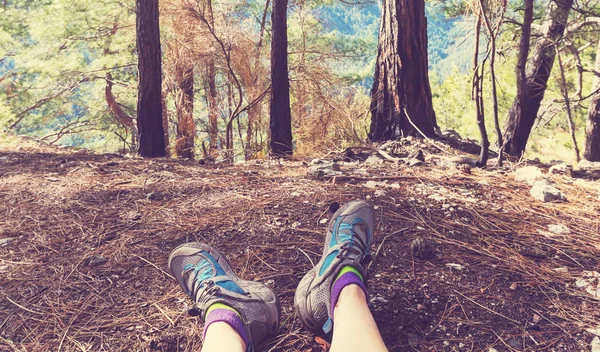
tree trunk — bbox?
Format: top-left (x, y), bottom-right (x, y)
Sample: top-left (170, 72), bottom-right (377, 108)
top-left (175, 63), bottom-right (195, 159)
top-left (161, 91), bottom-right (170, 156)
top-left (136, 0), bottom-right (166, 157)
top-left (502, 0), bottom-right (573, 157)
top-left (269, 0), bottom-right (293, 157)
top-left (584, 38), bottom-right (600, 161)
top-left (369, 0), bottom-right (437, 141)
top-left (207, 60), bottom-right (219, 154)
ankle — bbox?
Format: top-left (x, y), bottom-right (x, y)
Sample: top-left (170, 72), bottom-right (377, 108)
top-left (337, 284), bottom-right (367, 307)
top-left (204, 321), bottom-right (247, 351)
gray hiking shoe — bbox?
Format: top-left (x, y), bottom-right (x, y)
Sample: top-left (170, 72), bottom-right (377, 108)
top-left (168, 243), bottom-right (280, 350)
top-left (294, 200), bottom-right (375, 333)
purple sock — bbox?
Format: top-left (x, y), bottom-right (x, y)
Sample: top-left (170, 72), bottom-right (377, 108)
top-left (330, 272), bottom-right (368, 318)
top-left (203, 308), bottom-right (250, 348)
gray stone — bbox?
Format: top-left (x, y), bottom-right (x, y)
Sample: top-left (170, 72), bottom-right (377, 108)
top-left (374, 189), bottom-right (386, 197)
top-left (441, 129), bottom-right (462, 140)
top-left (592, 337), bottom-right (600, 352)
top-left (530, 179), bottom-right (565, 202)
top-left (0, 237), bottom-right (15, 247)
top-left (408, 149), bottom-right (425, 162)
top-left (408, 158), bottom-right (424, 167)
top-left (365, 155), bottom-right (384, 165)
top-left (579, 159), bottom-right (600, 170)
top-left (547, 224), bottom-right (570, 235)
top-left (307, 162), bottom-right (342, 178)
top-left (365, 180), bottom-right (379, 189)
top-left (548, 163), bottom-right (573, 176)
top-left (515, 166), bottom-right (544, 185)
top-left (450, 156), bottom-right (478, 166)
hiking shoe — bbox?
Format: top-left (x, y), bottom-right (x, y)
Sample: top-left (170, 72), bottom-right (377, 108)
top-left (294, 200), bottom-right (375, 333)
top-left (168, 243), bottom-right (280, 349)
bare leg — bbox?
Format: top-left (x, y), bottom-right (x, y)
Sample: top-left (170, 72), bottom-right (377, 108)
top-left (330, 284), bottom-right (389, 352)
top-left (202, 322), bottom-right (246, 352)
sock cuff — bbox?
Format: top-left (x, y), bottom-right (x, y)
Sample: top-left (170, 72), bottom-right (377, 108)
top-left (337, 266), bottom-right (364, 281)
top-left (203, 308), bottom-right (250, 348)
top-left (330, 271), bottom-right (368, 317)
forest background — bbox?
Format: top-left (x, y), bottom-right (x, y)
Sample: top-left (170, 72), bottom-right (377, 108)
top-left (1, 0), bottom-right (598, 163)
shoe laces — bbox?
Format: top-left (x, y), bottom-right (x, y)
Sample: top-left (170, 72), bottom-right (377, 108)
top-left (336, 221), bottom-right (371, 263)
top-left (187, 260), bottom-right (214, 301)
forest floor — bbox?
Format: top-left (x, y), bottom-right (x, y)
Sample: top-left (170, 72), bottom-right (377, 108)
top-left (1, 135), bottom-right (600, 352)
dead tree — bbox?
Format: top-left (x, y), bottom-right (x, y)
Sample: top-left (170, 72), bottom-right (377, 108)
top-left (502, 0), bottom-right (573, 157)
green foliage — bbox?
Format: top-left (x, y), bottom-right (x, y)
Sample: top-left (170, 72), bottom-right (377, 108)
top-left (1, 0), bottom-right (598, 163)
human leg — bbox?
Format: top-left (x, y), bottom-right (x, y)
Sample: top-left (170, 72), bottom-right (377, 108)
top-left (168, 243), bottom-right (280, 352)
top-left (330, 284), bottom-right (388, 352)
top-left (294, 200), bottom-right (388, 351)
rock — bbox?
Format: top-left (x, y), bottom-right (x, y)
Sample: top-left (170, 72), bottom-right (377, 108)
top-left (547, 224), bottom-right (570, 235)
top-left (319, 218), bottom-right (329, 225)
top-left (365, 180), bottom-right (379, 189)
top-left (0, 237), bottom-right (15, 247)
top-left (450, 156), bottom-right (479, 166)
top-left (530, 179), bottom-right (566, 202)
top-left (441, 129), bottom-right (462, 140)
top-left (548, 162), bottom-right (573, 176)
top-left (592, 337), bottom-right (600, 352)
top-left (370, 296), bottom-right (389, 305)
top-left (515, 166), bottom-right (544, 185)
top-left (365, 155), bottom-right (384, 165)
top-left (408, 149), bottom-right (425, 162)
top-left (579, 159), bottom-right (600, 170)
top-left (446, 263), bottom-right (464, 271)
top-left (586, 326), bottom-right (600, 337)
top-left (310, 158), bottom-right (325, 165)
top-left (408, 158), bottom-right (423, 167)
top-left (411, 237), bottom-right (436, 260)
top-left (307, 162), bottom-right (342, 178)
top-left (290, 191), bottom-right (301, 197)
top-left (374, 190), bottom-right (386, 197)
top-left (507, 338), bottom-right (523, 350)
top-left (88, 256), bottom-right (108, 266)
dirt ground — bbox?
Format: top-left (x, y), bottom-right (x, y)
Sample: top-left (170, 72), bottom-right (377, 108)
top-left (1, 139), bottom-right (600, 352)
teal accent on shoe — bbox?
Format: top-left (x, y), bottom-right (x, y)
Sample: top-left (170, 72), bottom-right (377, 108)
top-left (322, 317), bottom-right (333, 334)
top-left (188, 252), bottom-right (246, 295)
top-left (218, 280), bottom-right (245, 295)
top-left (338, 222), bottom-right (356, 243)
top-left (319, 250), bottom-right (339, 277)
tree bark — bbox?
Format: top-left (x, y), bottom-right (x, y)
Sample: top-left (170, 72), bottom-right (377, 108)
top-left (269, 0), bottom-right (293, 157)
top-left (175, 62), bottom-right (195, 159)
top-left (207, 60), bottom-right (219, 154)
top-left (584, 38), bottom-right (600, 161)
top-left (136, 0), bottom-right (166, 157)
top-left (503, 0), bottom-right (573, 157)
top-left (369, 0), bottom-right (437, 141)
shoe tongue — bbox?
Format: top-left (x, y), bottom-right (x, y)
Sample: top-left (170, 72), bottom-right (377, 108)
top-left (185, 260), bottom-right (213, 296)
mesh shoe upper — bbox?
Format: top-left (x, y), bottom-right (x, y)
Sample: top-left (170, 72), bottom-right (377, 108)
top-left (168, 243), bottom-right (280, 349)
top-left (294, 200), bottom-right (375, 333)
